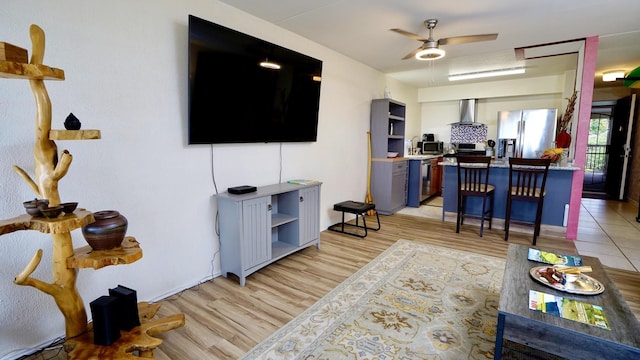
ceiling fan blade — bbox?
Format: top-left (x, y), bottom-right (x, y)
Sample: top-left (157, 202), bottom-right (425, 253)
top-left (390, 28), bottom-right (428, 42)
top-left (438, 33), bottom-right (498, 46)
top-left (401, 47), bottom-right (423, 60)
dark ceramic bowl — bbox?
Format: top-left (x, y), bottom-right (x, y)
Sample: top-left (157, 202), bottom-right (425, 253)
top-left (23, 199), bottom-right (48, 208)
top-left (23, 200), bottom-right (38, 208)
top-left (24, 199), bottom-right (49, 216)
top-left (25, 206), bottom-right (43, 216)
top-left (39, 205), bottom-right (64, 218)
top-left (61, 202), bottom-right (78, 213)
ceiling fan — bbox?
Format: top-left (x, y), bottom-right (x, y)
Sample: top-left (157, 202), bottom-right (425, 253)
top-left (391, 19), bottom-right (498, 61)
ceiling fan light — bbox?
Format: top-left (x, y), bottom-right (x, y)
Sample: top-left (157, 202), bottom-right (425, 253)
top-left (259, 59), bottom-right (281, 70)
top-left (602, 70), bottom-right (625, 82)
top-left (415, 48), bottom-right (445, 61)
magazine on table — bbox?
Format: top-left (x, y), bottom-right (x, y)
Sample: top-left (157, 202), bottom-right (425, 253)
top-left (528, 248), bottom-right (583, 266)
top-left (529, 290), bottom-right (610, 330)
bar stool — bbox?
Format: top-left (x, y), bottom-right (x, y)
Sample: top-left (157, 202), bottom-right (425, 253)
top-left (504, 157), bottom-right (551, 245)
top-left (456, 156), bottom-right (495, 237)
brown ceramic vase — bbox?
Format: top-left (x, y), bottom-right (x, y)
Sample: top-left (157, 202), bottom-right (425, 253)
top-left (82, 210), bottom-right (128, 250)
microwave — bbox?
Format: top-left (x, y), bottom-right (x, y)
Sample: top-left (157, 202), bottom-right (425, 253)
top-left (421, 141), bottom-right (443, 154)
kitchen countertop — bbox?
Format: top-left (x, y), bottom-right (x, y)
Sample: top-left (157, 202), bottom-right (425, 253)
top-left (404, 154), bottom-right (443, 160)
top-left (441, 160), bottom-right (577, 226)
top-left (373, 154), bottom-right (443, 162)
top-left (439, 157), bottom-right (580, 171)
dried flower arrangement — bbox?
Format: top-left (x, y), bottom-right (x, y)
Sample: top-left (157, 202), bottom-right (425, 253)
top-left (556, 90), bottom-right (577, 148)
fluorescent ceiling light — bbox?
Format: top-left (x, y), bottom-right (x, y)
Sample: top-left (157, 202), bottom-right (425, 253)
top-left (602, 70), bottom-right (625, 82)
top-left (259, 59), bottom-right (281, 70)
top-left (415, 48), bottom-right (445, 61)
top-left (449, 67), bottom-right (525, 81)
top-left (514, 39), bottom-right (584, 60)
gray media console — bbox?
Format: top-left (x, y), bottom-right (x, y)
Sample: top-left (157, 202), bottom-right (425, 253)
top-left (216, 182), bottom-right (322, 286)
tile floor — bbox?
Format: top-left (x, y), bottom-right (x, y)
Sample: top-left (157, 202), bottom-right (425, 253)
top-left (576, 198), bottom-right (640, 271)
top-left (398, 197), bottom-right (640, 272)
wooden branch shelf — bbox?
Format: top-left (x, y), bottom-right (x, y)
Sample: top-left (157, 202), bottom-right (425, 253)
top-left (68, 237), bottom-right (142, 269)
top-left (1, 25), bottom-right (184, 357)
top-left (0, 209), bottom-right (94, 235)
top-left (64, 302), bottom-right (185, 360)
top-left (50, 129), bottom-right (101, 140)
top-left (0, 60), bottom-right (64, 80)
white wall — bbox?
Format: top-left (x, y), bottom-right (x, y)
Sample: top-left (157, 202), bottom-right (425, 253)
top-left (0, 1), bottom-right (417, 358)
top-left (417, 75), bottom-right (569, 147)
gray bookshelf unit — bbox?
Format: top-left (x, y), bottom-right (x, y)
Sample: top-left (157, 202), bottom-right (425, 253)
top-left (370, 98), bottom-right (408, 214)
top-left (216, 182), bottom-right (321, 286)
top-left (370, 98), bottom-right (406, 158)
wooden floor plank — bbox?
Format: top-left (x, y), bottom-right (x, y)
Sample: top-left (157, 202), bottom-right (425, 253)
top-left (21, 213), bottom-right (640, 359)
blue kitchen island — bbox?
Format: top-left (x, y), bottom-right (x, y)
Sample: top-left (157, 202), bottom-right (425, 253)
top-left (441, 159), bottom-right (580, 227)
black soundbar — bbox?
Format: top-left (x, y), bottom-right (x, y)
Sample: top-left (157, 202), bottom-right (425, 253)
top-left (228, 185), bottom-right (257, 194)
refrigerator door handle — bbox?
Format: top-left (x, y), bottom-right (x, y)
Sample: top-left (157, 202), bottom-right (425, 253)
top-left (517, 120), bottom-right (525, 157)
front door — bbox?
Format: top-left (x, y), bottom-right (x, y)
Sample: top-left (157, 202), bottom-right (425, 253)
top-left (605, 95), bottom-right (637, 200)
top-left (583, 105), bottom-right (612, 197)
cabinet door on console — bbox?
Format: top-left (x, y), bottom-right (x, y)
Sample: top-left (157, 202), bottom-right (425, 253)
top-left (299, 186), bottom-right (320, 246)
top-left (242, 196), bottom-right (271, 270)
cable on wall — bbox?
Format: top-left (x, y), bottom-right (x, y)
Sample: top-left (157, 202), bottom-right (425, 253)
top-left (209, 144), bottom-right (221, 281)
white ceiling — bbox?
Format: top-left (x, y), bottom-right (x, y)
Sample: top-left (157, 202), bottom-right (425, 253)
top-left (218, 0), bottom-right (640, 89)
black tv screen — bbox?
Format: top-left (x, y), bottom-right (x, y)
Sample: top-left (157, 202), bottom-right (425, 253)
top-left (188, 15), bottom-right (323, 144)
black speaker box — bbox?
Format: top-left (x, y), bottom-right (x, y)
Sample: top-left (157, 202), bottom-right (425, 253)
top-left (228, 185), bottom-right (257, 194)
top-left (90, 295), bottom-right (121, 345)
top-left (109, 285), bottom-right (140, 331)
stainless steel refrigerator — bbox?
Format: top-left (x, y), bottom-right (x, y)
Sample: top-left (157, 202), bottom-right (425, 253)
top-left (496, 108), bottom-right (558, 159)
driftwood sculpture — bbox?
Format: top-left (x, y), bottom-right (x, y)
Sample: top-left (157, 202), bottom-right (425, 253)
top-left (0, 24), bottom-right (184, 358)
top-left (10, 23), bottom-right (88, 339)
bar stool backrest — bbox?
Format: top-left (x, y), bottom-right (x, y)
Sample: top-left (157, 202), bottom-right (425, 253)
top-left (457, 156), bottom-right (492, 194)
top-left (508, 158), bottom-right (551, 200)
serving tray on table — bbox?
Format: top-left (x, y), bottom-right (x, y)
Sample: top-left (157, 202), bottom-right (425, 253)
top-left (530, 266), bottom-right (605, 295)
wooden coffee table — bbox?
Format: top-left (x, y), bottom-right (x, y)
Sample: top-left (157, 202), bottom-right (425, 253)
top-left (495, 244), bottom-right (640, 359)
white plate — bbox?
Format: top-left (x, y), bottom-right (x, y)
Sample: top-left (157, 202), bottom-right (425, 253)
top-left (529, 266), bottom-right (604, 295)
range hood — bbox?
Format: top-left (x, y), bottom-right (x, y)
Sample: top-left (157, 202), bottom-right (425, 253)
top-left (450, 99), bottom-right (484, 126)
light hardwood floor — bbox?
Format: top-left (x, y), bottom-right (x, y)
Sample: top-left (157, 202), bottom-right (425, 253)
top-left (23, 213), bottom-right (640, 359)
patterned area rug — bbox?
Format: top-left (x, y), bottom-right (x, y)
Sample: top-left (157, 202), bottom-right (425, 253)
top-left (240, 240), bottom-right (506, 359)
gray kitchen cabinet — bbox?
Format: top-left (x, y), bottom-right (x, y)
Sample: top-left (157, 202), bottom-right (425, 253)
top-left (216, 182), bottom-right (321, 286)
top-left (370, 98), bottom-right (407, 214)
top-left (371, 160), bottom-right (408, 214)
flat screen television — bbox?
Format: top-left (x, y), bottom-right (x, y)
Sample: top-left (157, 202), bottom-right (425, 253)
top-left (188, 15), bottom-right (323, 144)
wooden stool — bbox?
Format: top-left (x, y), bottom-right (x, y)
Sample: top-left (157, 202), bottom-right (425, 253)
top-left (504, 157), bottom-right (551, 245)
top-left (328, 201), bottom-right (380, 238)
top-left (456, 156), bottom-right (495, 237)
